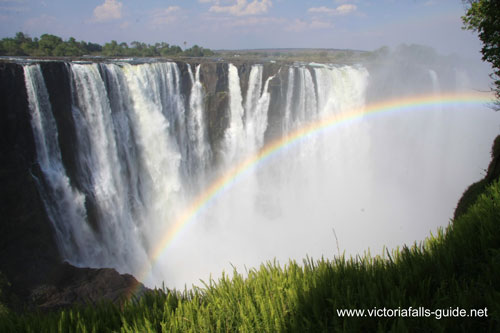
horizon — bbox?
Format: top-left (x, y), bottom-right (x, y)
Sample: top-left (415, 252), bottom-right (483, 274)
top-left (0, 0), bottom-right (484, 60)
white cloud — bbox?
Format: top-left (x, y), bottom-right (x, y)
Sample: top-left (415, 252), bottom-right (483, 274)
top-left (209, 0), bottom-right (272, 16)
top-left (285, 18), bottom-right (332, 32)
top-left (308, 4), bottom-right (357, 16)
top-left (227, 15), bottom-right (284, 27)
top-left (151, 6), bottom-right (181, 25)
top-left (309, 20), bottom-right (333, 29)
top-left (201, 12), bottom-right (284, 31)
top-left (285, 19), bottom-right (308, 32)
top-left (93, 0), bottom-right (123, 22)
top-left (308, 6), bottom-right (336, 15)
top-left (337, 4), bottom-right (357, 15)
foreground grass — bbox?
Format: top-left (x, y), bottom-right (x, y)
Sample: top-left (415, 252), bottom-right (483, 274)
top-left (1, 179), bottom-right (499, 332)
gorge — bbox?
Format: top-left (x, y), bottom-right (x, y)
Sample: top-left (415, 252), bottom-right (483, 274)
top-left (1, 52), bottom-right (498, 305)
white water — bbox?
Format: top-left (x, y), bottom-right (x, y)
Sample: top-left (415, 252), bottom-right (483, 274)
top-left (24, 59), bottom-right (499, 288)
top-left (223, 63), bottom-right (247, 164)
top-left (187, 64), bottom-right (211, 187)
top-left (24, 65), bottom-right (93, 263)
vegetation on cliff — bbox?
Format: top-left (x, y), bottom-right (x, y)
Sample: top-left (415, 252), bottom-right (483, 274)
top-left (0, 32), bottom-right (215, 58)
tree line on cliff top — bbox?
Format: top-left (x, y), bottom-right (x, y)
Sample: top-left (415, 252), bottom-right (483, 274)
top-left (0, 32), bottom-right (215, 58)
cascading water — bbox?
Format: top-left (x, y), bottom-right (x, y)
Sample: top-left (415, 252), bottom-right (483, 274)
top-left (187, 64), bottom-right (211, 187)
top-left (223, 63), bottom-right (247, 164)
top-left (70, 64), bottom-right (147, 273)
top-left (23, 59), bottom-right (499, 288)
top-left (24, 64), bottom-right (92, 264)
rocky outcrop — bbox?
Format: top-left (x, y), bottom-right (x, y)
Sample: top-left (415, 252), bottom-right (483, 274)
top-left (30, 262), bottom-right (148, 311)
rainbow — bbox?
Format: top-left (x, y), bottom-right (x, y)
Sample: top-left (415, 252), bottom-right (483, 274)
top-left (133, 91), bottom-right (495, 291)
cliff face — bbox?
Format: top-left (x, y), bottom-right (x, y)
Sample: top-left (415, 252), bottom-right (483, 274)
top-left (0, 59), bottom-right (282, 308)
top-left (0, 57), bottom-right (497, 311)
top-left (198, 61), bottom-right (230, 158)
top-left (0, 62), bottom-right (61, 301)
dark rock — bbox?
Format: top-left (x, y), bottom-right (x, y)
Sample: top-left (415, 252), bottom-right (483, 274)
top-left (200, 62), bottom-right (230, 163)
top-left (0, 58), bottom-right (290, 312)
top-left (31, 262), bottom-right (149, 311)
top-left (39, 62), bottom-right (80, 192)
top-left (0, 62), bottom-right (61, 302)
top-left (265, 68), bottom-right (288, 143)
top-left (0, 62), bottom-right (149, 312)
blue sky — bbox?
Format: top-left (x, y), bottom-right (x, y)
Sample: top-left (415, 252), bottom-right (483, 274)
top-left (0, 0), bottom-right (483, 58)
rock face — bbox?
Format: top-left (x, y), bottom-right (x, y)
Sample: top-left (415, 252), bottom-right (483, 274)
top-left (199, 61), bottom-right (230, 161)
top-left (0, 56), bottom-right (497, 312)
top-left (0, 62), bottom-right (61, 302)
top-left (30, 262), bottom-right (147, 311)
top-left (0, 59), bottom-right (282, 310)
top-left (0, 61), bottom-right (149, 310)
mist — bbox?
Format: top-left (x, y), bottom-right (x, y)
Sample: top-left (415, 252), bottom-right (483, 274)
top-left (22, 44), bottom-right (500, 290)
top-left (148, 45), bottom-right (499, 289)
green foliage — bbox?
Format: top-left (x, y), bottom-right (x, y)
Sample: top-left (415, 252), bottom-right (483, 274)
top-left (462, 0), bottom-right (500, 99)
top-left (0, 32), bottom-right (99, 57)
top-left (38, 34), bottom-right (63, 56)
top-left (0, 32), bottom-right (216, 58)
top-left (101, 40), bottom-right (186, 57)
top-left (102, 40), bottom-right (124, 57)
top-left (1, 178), bottom-right (499, 331)
top-left (455, 134), bottom-right (500, 219)
top-left (183, 44), bottom-right (215, 57)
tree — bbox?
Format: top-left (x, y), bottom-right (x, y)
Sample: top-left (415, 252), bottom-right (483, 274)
top-left (83, 41), bottom-right (103, 54)
top-left (184, 45), bottom-right (203, 57)
top-left (102, 40), bottom-right (125, 56)
top-left (462, 0), bottom-right (500, 100)
top-left (0, 32), bottom-right (214, 58)
top-left (38, 34), bottom-right (63, 56)
top-left (0, 38), bottom-right (23, 55)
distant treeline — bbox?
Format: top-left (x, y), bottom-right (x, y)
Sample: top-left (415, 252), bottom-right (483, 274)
top-left (0, 32), bottom-right (215, 58)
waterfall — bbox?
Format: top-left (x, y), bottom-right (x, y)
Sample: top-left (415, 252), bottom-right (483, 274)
top-left (283, 67), bottom-right (295, 133)
top-left (22, 60), bottom-right (499, 288)
top-left (24, 64), bottom-right (94, 264)
top-left (245, 65), bottom-right (275, 152)
top-left (187, 64), bottom-right (211, 186)
top-left (428, 69), bottom-right (440, 94)
top-left (245, 64), bottom-right (263, 119)
top-left (223, 63), bottom-right (247, 164)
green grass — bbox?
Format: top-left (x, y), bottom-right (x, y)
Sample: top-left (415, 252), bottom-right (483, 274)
top-left (1, 179), bottom-right (499, 332)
